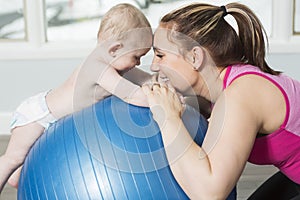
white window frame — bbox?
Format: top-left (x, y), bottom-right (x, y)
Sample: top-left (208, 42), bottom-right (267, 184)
top-left (271, 0), bottom-right (300, 53)
top-left (0, 0), bottom-right (299, 60)
top-left (293, 0), bottom-right (300, 34)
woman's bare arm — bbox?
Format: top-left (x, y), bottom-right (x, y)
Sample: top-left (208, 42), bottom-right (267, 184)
top-left (142, 81), bottom-right (261, 199)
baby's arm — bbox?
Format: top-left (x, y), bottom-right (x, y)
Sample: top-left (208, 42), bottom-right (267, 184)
top-left (123, 67), bottom-right (152, 86)
top-left (97, 66), bottom-right (149, 107)
top-left (72, 42), bottom-right (150, 107)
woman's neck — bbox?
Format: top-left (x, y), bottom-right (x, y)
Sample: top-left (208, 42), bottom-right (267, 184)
top-left (194, 64), bottom-right (225, 103)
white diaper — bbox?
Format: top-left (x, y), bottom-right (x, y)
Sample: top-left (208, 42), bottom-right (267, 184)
top-left (10, 90), bottom-right (57, 130)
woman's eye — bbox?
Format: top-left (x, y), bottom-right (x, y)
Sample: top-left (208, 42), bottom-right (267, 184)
top-left (156, 54), bottom-right (163, 58)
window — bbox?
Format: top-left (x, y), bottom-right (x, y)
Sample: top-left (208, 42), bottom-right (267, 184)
top-left (45, 0), bottom-right (101, 41)
top-left (45, 0), bottom-right (273, 41)
top-left (294, 0), bottom-right (300, 34)
top-left (0, 0), bottom-right (26, 40)
top-left (45, 0), bottom-right (150, 41)
top-left (0, 0), bottom-right (299, 60)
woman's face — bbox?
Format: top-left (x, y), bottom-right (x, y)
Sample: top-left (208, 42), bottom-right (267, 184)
top-left (151, 27), bottom-right (200, 95)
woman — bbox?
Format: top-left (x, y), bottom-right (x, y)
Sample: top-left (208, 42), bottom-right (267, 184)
top-left (143, 3), bottom-right (300, 199)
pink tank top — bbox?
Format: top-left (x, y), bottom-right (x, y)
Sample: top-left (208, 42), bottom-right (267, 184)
top-left (223, 64), bottom-right (300, 184)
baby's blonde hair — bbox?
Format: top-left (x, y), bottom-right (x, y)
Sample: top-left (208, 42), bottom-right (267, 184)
top-left (97, 3), bottom-right (151, 41)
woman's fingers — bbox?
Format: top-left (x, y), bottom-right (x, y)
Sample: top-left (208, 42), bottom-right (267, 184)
top-left (151, 82), bottom-right (161, 91)
top-left (142, 84), bottom-right (152, 96)
top-left (142, 82), bottom-right (176, 97)
top-left (142, 82), bottom-right (185, 126)
top-left (142, 82), bottom-right (180, 108)
top-left (151, 73), bottom-right (159, 83)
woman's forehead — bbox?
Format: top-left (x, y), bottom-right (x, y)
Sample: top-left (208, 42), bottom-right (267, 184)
top-left (153, 28), bottom-right (179, 54)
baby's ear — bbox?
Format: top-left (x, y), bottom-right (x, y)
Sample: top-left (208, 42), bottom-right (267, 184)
top-left (108, 42), bottom-right (123, 57)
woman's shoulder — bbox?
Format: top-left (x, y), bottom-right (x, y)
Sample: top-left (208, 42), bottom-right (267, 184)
top-left (224, 64), bottom-right (259, 89)
top-left (229, 64), bottom-right (262, 76)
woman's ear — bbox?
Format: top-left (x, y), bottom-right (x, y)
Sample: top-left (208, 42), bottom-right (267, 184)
top-left (108, 42), bottom-right (123, 57)
top-left (191, 46), bottom-right (204, 71)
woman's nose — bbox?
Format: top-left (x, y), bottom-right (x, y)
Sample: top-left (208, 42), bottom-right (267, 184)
top-left (150, 58), bottom-right (160, 72)
top-left (150, 63), bottom-right (160, 72)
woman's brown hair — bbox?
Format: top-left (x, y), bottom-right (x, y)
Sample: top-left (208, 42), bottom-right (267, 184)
top-left (160, 3), bottom-right (280, 75)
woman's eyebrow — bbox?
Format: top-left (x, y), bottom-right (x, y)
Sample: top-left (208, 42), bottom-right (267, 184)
top-left (153, 47), bottom-right (162, 52)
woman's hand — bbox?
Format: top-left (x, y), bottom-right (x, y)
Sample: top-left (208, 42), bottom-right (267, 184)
top-left (142, 82), bottom-right (185, 128)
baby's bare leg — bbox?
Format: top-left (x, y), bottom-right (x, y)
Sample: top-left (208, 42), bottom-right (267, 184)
top-left (0, 123), bottom-right (44, 193)
top-left (8, 166), bottom-right (22, 188)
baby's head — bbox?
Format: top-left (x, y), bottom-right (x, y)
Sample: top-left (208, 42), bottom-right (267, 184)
top-left (97, 3), bottom-right (152, 46)
top-left (97, 3), bottom-right (151, 41)
top-left (97, 3), bottom-right (152, 72)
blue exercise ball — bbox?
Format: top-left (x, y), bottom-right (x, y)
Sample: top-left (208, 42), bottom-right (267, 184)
top-left (18, 96), bottom-right (236, 199)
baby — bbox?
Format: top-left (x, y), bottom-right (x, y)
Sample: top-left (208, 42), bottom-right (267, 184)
top-left (0, 3), bottom-right (153, 193)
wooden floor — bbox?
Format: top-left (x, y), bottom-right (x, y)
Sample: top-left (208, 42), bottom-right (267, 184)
top-left (0, 135), bottom-right (278, 200)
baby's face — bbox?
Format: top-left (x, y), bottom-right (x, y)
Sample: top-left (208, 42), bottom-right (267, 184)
top-left (110, 28), bottom-right (152, 73)
top-left (112, 47), bottom-right (151, 74)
